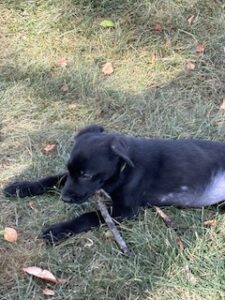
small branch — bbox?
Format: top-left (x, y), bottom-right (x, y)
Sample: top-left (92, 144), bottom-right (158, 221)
top-left (96, 193), bottom-right (129, 255)
top-left (154, 206), bottom-right (185, 250)
top-left (154, 206), bottom-right (174, 228)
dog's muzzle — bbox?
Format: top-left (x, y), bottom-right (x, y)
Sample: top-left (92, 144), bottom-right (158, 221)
top-left (61, 192), bottom-right (90, 204)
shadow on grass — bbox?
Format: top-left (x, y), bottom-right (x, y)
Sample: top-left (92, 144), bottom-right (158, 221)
top-left (1, 59), bottom-right (225, 298)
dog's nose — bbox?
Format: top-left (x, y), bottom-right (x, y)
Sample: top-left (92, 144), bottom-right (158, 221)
top-left (62, 195), bottom-right (72, 203)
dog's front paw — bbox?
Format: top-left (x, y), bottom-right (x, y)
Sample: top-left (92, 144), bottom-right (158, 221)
top-left (3, 181), bottom-right (44, 198)
top-left (42, 224), bottom-right (71, 244)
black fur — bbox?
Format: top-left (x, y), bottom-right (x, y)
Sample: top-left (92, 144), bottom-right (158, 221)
top-left (4, 125), bottom-right (225, 242)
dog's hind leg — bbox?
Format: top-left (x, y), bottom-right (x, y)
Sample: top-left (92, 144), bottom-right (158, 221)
top-left (3, 173), bottom-right (67, 198)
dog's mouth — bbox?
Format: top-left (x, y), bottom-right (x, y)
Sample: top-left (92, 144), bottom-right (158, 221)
top-left (61, 192), bottom-right (92, 204)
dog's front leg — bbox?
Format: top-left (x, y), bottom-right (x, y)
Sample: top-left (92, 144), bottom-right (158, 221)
top-left (4, 173), bottom-right (67, 198)
top-left (42, 211), bottom-right (105, 243)
top-left (42, 200), bottom-right (138, 243)
top-left (42, 204), bottom-right (137, 243)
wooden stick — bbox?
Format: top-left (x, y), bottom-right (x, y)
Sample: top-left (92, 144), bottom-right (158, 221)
top-left (96, 193), bottom-right (129, 254)
top-left (154, 206), bottom-right (185, 250)
top-left (154, 206), bottom-right (174, 228)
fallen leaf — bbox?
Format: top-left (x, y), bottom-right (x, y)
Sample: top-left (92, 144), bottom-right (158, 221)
top-left (154, 23), bottom-right (162, 32)
top-left (176, 236), bottom-right (185, 251)
top-left (204, 219), bottom-right (217, 227)
top-left (100, 19), bottom-right (115, 28)
top-left (61, 83), bottom-right (69, 92)
top-left (3, 227), bottom-right (18, 242)
top-left (84, 238), bottom-right (94, 248)
top-left (28, 201), bottom-right (37, 211)
top-left (43, 288), bottom-right (55, 296)
top-left (196, 43), bottom-right (205, 53)
top-left (59, 58), bottom-right (68, 67)
top-left (102, 62), bottom-right (114, 75)
top-left (220, 98), bottom-right (225, 110)
top-left (186, 61), bottom-right (195, 70)
top-left (183, 265), bottom-right (198, 285)
top-left (187, 15), bottom-right (195, 25)
top-left (151, 52), bottom-right (157, 64)
top-left (42, 144), bottom-right (56, 154)
top-left (104, 230), bottom-right (113, 240)
top-left (22, 266), bottom-right (66, 284)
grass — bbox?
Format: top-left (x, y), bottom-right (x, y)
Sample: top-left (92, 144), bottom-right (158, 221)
top-left (1, 0), bottom-right (225, 298)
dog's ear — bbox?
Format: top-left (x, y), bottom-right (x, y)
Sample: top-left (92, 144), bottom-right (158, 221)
top-left (110, 138), bottom-right (134, 168)
top-left (76, 125), bottom-right (104, 138)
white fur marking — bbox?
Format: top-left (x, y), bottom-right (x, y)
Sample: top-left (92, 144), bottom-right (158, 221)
top-left (197, 171), bottom-right (225, 206)
top-left (181, 186), bottom-right (188, 191)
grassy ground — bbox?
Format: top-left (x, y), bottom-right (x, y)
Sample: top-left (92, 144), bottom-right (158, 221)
top-left (1, 0), bottom-right (225, 299)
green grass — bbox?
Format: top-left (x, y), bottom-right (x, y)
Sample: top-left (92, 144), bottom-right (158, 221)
top-left (1, 0), bottom-right (225, 299)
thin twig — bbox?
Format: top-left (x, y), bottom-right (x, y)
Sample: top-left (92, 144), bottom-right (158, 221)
top-left (154, 206), bottom-right (185, 250)
top-left (154, 206), bottom-right (174, 228)
top-left (96, 193), bottom-right (129, 254)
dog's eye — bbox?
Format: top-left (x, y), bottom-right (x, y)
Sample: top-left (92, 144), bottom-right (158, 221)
top-left (79, 171), bottom-right (92, 180)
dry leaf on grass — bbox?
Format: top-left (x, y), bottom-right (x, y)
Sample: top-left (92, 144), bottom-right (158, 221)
top-left (84, 238), bottom-right (94, 248)
top-left (100, 19), bottom-right (115, 28)
top-left (196, 43), bottom-right (205, 53)
top-left (104, 230), bottom-right (113, 240)
top-left (204, 219), bottom-right (217, 227)
top-left (187, 15), bottom-right (195, 25)
top-left (42, 144), bottom-right (56, 154)
top-left (176, 236), bottom-right (185, 251)
top-left (22, 266), bottom-right (66, 284)
top-left (183, 265), bottom-right (198, 285)
top-left (154, 23), bottom-right (162, 32)
top-left (61, 83), bottom-right (69, 92)
top-left (186, 61), bottom-right (195, 70)
top-left (102, 62), bottom-right (114, 75)
top-left (59, 58), bottom-right (68, 67)
top-left (1, 227), bottom-right (18, 242)
top-left (43, 288), bottom-right (55, 296)
top-left (220, 99), bottom-right (225, 110)
top-left (28, 201), bottom-right (37, 211)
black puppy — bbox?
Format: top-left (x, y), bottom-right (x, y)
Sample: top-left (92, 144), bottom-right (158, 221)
top-left (4, 125), bottom-right (225, 242)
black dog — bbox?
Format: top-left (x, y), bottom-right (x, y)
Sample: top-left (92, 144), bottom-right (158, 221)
top-left (4, 125), bottom-right (225, 242)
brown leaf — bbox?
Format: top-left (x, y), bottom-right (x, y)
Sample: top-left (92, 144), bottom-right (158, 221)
top-left (59, 58), bottom-right (68, 67)
top-left (22, 266), bottom-right (66, 284)
top-left (42, 144), bottom-right (56, 154)
top-left (104, 230), bottom-right (113, 240)
top-left (154, 23), bottom-right (162, 32)
top-left (187, 15), bottom-right (195, 25)
top-left (61, 83), bottom-right (69, 92)
top-left (176, 236), bottom-right (185, 251)
top-left (183, 265), bottom-right (198, 285)
top-left (196, 43), bottom-right (205, 53)
top-left (204, 219), bottom-right (217, 227)
top-left (186, 61), bottom-right (195, 70)
top-left (4, 227), bottom-right (18, 242)
top-left (220, 98), bottom-right (225, 110)
top-left (42, 288), bottom-right (55, 296)
top-left (28, 201), bottom-right (37, 211)
top-left (84, 238), bottom-right (94, 248)
top-left (102, 62), bottom-right (114, 75)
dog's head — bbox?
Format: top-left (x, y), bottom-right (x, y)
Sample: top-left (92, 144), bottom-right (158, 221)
top-left (61, 125), bottom-right (134, 204)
